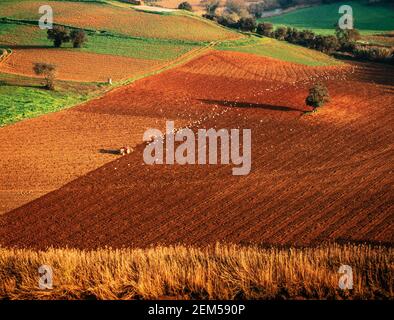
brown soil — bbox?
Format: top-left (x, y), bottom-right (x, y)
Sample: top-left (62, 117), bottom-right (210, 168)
top-left (0, 51), bottom-right (393, 249)
top-left (0, 49), bottom-right (161, 82)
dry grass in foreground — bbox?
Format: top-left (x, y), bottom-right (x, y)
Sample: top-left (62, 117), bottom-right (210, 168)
top-left (0, 243), bottom-right (392, 300)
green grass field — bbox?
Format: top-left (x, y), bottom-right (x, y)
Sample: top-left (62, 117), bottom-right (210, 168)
top-left (260, 1), bottom-right (394, 35)
top-left (216, 36), bottom-right (340, 66)
top-left (0, 73), bottom-right (104, 126)
top-left (0, 21), bottom-right (202, 61)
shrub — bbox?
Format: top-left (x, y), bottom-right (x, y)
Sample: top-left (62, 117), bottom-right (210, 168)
top-left (238, 16), bottom-right (257, 32)
top-left (285, 27), bottom-right (300, 43)
top-left (178, 1), bottom-right (193, 11)
top-left (70, 29), bottom-right (88, 48)
top-left (312, 35), bottom-right (339, 54)
top-left (305, 83), bottom-right (330, 109)
top-left (298, 29), bottom-right (316, 47)
top-left (47, 26), bottom-right (70, 48)
top-left (353, 46), bottom-right (393, 62)
top-left (216, 12), bottom-right (240, 28)
top-left (33, 63), bottom-right (56, 90)
top-left (274, 26), bottom-right (288, 40)
top-left (336, 27), bottom-right (361, 52)
top-left (256, 22), bottom-right (274, 37)
top-left (201, 0), bottom-right (220, 16)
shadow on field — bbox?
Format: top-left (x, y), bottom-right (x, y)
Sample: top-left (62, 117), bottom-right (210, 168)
top-left (0, 79), bottom-right (43, 89)
top-left (199, 99), bottom-right (302, 112)
top-left (6, 45), bottom-right (54, 50)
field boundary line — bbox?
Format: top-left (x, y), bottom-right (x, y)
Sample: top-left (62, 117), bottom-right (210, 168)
top-left (101, 44), bottom-right (215, 95)
top-left (0, 48), bottom-right (12, 64)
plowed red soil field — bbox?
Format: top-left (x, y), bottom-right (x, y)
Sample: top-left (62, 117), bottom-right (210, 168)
top-left (0, 51), bottom-right (393, 249)
top-left (0, 49), bottom-right (161, 82)
top-left (0, 1), bottom-right (238, 41)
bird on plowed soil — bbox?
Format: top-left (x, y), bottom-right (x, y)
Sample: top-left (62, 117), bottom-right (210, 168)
top-left (120, 146), bottom-right (132, 155)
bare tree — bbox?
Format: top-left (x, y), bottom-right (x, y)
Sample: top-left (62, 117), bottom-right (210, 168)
top-left (33, 63), bottom-right (56, 90)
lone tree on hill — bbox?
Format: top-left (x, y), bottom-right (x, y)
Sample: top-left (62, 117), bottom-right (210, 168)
top-left (33, 62), bottom-right (56, 90)
top-left (178, 1), bottom-right (193, 11)
top-left (305, 83), bottom-right (330, 109)
top-left (47, 26), bottom-right (70, 48)
top-left (70, 29), bottom-right (88, 48)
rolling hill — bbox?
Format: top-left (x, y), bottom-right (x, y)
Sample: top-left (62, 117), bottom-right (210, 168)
top-left (261, 1), bottom-right (394, 35)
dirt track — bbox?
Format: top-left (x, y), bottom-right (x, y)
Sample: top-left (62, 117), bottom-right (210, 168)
top-left (0, 51), bottom-right (393, 248)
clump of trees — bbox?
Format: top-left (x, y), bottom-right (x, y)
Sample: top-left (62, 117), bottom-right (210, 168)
top-left (47, 26), bottom-right (70, 48)
top-left (200, 0), bottom-right (393, 63)
top-left (201, 0), bottom-right (220, 19)
top-left (353, 46), bottom-right (393, 62)
top-left (305, 83), bottom-right (330, 109)
top-left (335, 26), bottom-right (361, 52)
top-left (47, 26), bottom-right (88, 48)
top-left (178, 1), bottom-right (193, 11)
top-left (256, 24), bottom-right (340, 53)
top-left (33, 63), bottom-right (56, 90)
top-left (70, 29), bottom-right (88, 48)
top-left (202, 0), bottom-right (257, 32)
top-left (256, 22), bottom-right (273, 36)
top-left (239, 16), bottom-right (257, 31)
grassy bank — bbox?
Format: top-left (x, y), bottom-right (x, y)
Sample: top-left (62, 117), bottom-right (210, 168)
top-left (0, 20), bottom-right (202, 61)
top-left (0, 243), bottom-right (392, 300)
top-left (216, 36), bottom-right (340, 66)
top-left (0, 73), bottom-right (105, 126)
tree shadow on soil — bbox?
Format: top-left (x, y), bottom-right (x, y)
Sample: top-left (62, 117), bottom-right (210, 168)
top-left (0, 80), bottom-right (43, 89)
top-left (199, 99), bottom-right (303, 113)
top-left (99, 149), bottom-right (121, 155)
top-left (6, 45), bottom-right (54, 50)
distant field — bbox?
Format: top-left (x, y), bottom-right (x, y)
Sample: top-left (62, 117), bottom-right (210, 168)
top-left (216, 36), bottom-right (340, 66)
top-left (0, 18), bottom-right (202, 125)
top-left (260, 1), bottom-right (394, 35)
top-left (0, 48), bottom-right (163, 82)
top-left (0, 21), bottom-right (202, 61)
top-left (0, 0), bottom-right (239, 41)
